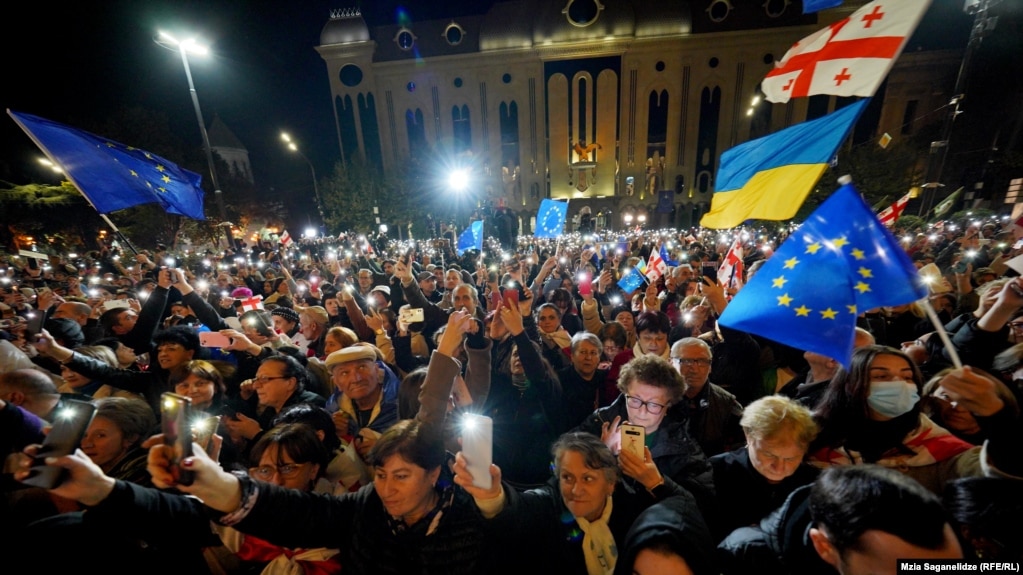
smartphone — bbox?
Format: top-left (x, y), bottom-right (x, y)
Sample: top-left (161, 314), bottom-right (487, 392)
top-left (161, 393), bottom-right (195, 486)
top-left (102, 299), bottom-right (130, 312)
top-left (192, 415), bottom-right (221, 453)
top-left (502, 287), bottom-right (519, 307)
top-left (701, 262), bottom-right (717, 279)
top-left (199, 331), bottom-right (232, 348)
top-left (19, 400), bottom-right (97, 489)
top-left (461, 414), bottom-right (493, 490)
top-left (953, 260), bottom-right (968, 274)
top-left (24, 312), bottom-right (44, 339)
top-left (578, 272), bottom-right (593, 297)
top-left (621, 423), bottom-right (645, 459)
top-left (399, 307), bottom-right (425, 323)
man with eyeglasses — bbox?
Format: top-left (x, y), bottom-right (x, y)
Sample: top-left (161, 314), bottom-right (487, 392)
top-left (671, 337), bottom-right (743, 457)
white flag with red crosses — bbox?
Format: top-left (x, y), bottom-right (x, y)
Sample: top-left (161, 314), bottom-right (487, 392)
top-left (238, 296), bottom-right (264, 312)
top-left (762, 0), bottom-right (932, 103)
top-left (280, 230), bottom-right (294, 249)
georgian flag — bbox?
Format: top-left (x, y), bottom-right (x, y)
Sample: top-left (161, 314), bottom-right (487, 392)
top-left (717, 238), bottom-right (745, 290)
top-left (646, 251), bottom-right (667, 282)
top-left (877, 192), bottom-right (912, 227)
top-left (238, 296), bottom-right (264, 312)
top-left (280, 230), bottom-right (294, 248)
top-left (762, 0), bottom-right (932, 103)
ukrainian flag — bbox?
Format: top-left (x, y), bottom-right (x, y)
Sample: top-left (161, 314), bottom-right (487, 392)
top-left (700, 99), bottom-right (868, 230)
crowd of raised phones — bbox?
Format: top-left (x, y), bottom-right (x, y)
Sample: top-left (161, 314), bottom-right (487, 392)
top-left (1, 221), bottom-right (1021, 575)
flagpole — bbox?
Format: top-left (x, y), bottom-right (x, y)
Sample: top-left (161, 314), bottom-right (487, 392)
top-left (921, 299), bottom-right (962, 370)
top-left (554, 199), bottom-right (570, 257)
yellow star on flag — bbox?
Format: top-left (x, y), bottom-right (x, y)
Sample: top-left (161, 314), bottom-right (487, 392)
top-left (855, 281), bottom-right (871, 294)
top-left (858, 267), bottom-right (873, 278)
top-left (795, 305), bottom-right (811, 317)
top-left (847, 304), bottom-right (858, 314)
top-left (777, 293), bottom-right (793, 306)
top-left (832, 237), bottom-right (849, 249)
top-left (820, 308), bottom-right (838, 320)
top-left (129, 170), bottom-right (138, 177)
top-left (155, 165), bottom-right (166, 172)
top-left (805, 242), bottom-right (822, 255)
top-left (851, 248), bottom-right (865, 260)
top-left (162, 175), bottom-right (171, 183)
top-left (783, 257), bottom-right (799, 269)
top-left (772, 276), bottom-right (788, 289)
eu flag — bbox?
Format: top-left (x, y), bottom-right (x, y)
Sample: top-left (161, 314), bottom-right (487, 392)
top-left (617, 266), bottom-right (646, 294)
top-left (9, 110), bottom-right (206, 220)
top-left (457, 220), bottom-right (484, 255)
top-left (534, 199), bottom-right (567, 238)
top-left (717, 183), bottom-right (926, 367)
top-left (660, 244), bottom-right (678, 266)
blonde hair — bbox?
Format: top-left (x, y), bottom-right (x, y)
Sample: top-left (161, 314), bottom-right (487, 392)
top-left (740, 395), bottom-right (818, 447)
top-left (73, 345), bottom-right (118, 368)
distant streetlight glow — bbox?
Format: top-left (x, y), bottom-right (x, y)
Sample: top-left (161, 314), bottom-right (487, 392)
top-left (38, 157), bottom-right (62, 173)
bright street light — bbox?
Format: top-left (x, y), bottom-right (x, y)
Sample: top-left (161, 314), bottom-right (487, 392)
top-left (281, 132), bottom-right (322, 218)
top-left (447, 168), bottom-right (470, 192)
top-left (155, 29), bottom-right (227, 224)
top-left (38, 157), bottom-right (62, 173)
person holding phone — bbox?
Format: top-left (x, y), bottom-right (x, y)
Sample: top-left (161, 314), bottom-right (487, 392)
top-left (453, 432), bottom-right (692, 575)
top-left (576, 355), bottom-right (716, 520)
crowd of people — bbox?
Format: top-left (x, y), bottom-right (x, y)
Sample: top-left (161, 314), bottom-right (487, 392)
top-left (1, 217), bottom-right (1022, 575)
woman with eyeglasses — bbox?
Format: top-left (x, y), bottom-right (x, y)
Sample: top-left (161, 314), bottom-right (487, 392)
top-left (576, 355), bottom-right (716, 517)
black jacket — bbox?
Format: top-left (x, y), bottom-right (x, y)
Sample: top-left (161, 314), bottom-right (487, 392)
top-left (577, 395), bottom-right (717, 516)
top-left (708, 447), bottom-right (819, 541)
top-left (614, 495), bottom-right (717, 575)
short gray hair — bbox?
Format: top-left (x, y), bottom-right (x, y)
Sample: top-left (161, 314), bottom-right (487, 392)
top-left (570, 332), bottom-right (601, 354)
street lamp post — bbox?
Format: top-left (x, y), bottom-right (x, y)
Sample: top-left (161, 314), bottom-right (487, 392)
top-left (155, 31), bottom-right (228, 224)
top-left (280, 132), bottom-right (323, 219)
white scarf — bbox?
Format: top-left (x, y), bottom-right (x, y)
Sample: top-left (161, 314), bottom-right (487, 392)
top-left (575, 495), bottom-right (617, 575)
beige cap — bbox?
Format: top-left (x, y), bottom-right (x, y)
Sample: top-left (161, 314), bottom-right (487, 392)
top-left (325, 345), bottom-right (377, 369)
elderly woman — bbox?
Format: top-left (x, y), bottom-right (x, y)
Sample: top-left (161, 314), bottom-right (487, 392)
top-left (82, 397), bottom-right (157, 486)
top-left (708, 395), bottom-right (820, 540)
top-left (454, 431), bottom-right (693, 575)
top-left (811, 345), bottom-right (1022, 493)
top-left (577, 354), bottom-right (715, 510)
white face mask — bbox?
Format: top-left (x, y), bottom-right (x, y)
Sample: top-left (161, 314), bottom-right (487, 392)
top-left (867, 380), bottom-right (919, 418)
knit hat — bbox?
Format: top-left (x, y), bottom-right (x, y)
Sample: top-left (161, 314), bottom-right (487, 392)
top-left (231, 287), bottom-right (253, 298)
top-left (271, 307), bottom-right (300, 324)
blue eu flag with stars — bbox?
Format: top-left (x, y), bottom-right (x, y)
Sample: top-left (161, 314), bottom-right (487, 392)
top-left (617, 266), bottom-right (646, 294)
top-left (9, 110), bottom-right (206, 220)
top-left (457, 220), bottom-right (484, 255)
top-left (534, 199), bottom-right (567, 238)
top-left (718, 183), bottom-right (926, 367)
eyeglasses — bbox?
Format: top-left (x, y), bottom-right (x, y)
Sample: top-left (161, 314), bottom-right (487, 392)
top-left (249, 462), bottom-right (307, 481)
top-left (252, 375), bottom-right (289, 385)
top-left (625, 395), bottom-right (668, 415)
top-left (671, 357), bottom-right (711, 368)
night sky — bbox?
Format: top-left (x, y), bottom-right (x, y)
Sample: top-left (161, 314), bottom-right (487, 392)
top-left (1, 0), bottom-right (1018, 222)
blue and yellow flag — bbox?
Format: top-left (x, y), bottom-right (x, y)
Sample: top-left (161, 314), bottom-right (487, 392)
top-left (457, 220), bottom-right (484, 255)
top-left (9, 110), bottom-right (206, 220)
top-left (534, 199), bottom-right (567, 238)
top-left (717, 182), bottom-right (926, 367)
top-left (700, 99), bottom-right (868, 230)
